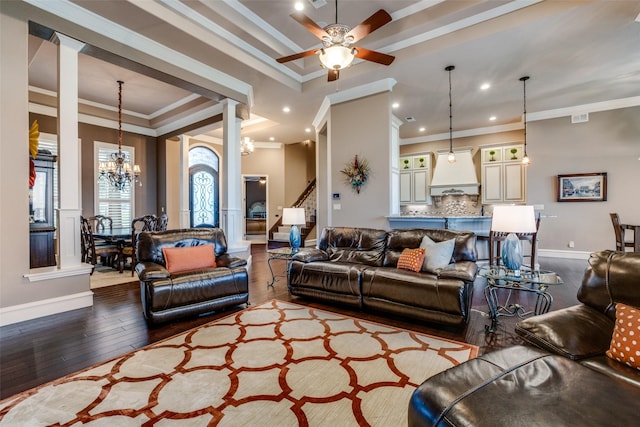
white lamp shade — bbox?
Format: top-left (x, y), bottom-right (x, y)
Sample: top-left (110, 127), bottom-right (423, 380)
top-left (319, 46), bottom-right (355, 70)
top-left (282, 208), bottom-right (306, 225)
top-left (491, 205), bottom-right (537, 233)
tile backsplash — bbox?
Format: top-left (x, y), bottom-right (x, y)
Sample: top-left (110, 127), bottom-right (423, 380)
top-left (401, 195), bottom-right (485, 216)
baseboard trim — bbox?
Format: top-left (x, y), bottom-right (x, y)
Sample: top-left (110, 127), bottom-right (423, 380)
top-left (0, 291), bottom-right (94, 327)
top-left (538, 249), bottom-right (591, 260)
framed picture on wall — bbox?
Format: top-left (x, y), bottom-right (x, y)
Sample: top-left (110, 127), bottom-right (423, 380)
top-left (557, 172), bottom-right (607, 202)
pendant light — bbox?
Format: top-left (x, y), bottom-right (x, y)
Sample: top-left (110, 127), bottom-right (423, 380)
top-left (445, 65), bottom-right (456, 163)
top-left (520, 76), bottom-right (531, 165)
top-left (98, 80), bottom-right (141, 190)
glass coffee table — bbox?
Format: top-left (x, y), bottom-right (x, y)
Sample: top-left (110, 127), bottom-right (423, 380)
top-left (265, 247), bottom-right (307, 287)
top-left (479, 265), bottom-right (563, 333)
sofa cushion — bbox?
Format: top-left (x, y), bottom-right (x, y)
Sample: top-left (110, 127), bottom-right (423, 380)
top-left (515, 304), bottom-right (615, 360)
top-left (383, 229), bottom-right (477, 268)
top-left (578, 250), bottom-right (640, 320)
top-left (408, 345), bottom-right (640, 427)
top-left (318, 227), bottom-right (388, 267)
top-left (397, 248), bottom-right (425, 272)
top-left (606, 303), bottom-right (640, 370)
top-left (162, 244), bottom-right (216, 274)
top-left (420, 235), bottom-right (455, 273)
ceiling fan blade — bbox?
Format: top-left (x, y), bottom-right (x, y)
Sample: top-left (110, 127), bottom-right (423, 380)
top-left (290, 12), bottom-right (330, 40)
top-left (354, 47), bottom-right (395, 65)
top-left (346, 9), bottom-right (392, 43)
top-left (328, 69), bottom-right (340, 82)
top-left (276, 49), bottom-right (318, 63)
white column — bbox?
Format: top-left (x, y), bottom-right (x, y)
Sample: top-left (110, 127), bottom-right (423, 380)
top-left (52, 32), bottom-right (85, 269)
top-left (178, 135), bottom-right (191, 228)
top-left (220, 99), bottom-right (243, 245)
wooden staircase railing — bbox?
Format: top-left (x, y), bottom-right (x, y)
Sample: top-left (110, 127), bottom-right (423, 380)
top-left (268, 179), bottom-right (316, 247)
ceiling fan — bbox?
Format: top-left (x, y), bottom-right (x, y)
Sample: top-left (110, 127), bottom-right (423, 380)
top-left (276, 1), bottom-right (395, 81)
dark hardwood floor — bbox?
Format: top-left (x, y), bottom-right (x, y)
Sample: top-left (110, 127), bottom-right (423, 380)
top-left (0, 244), bottom-right (588, 400)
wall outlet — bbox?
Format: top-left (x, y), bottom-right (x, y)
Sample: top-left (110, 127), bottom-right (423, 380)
top-left (533, 204), bottom-right (544, 210)
top-left (333, 204), bottom-right (341, 210)
top-left (568, 241), bottom-right (575, 248)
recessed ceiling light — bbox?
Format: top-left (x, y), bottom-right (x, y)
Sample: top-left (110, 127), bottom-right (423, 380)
top-left (419, 127), bottom-right (426, 132)
top-left (392, 102), bottom-right (399, 109)
top-left (294, 2), bottom-right (304, 11)
top-left (480, 83), bottom-right (491, 90)
top-left (269, 136), bottom-right (275, 141)
top-left (283, 106), bottom-right (290, 113)
top-left (489, 116), bottom-right (497, 121)
top-left (305, 128), bottom-right (311, 133)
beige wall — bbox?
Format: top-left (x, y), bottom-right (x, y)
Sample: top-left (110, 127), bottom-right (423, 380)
top-left (400, 107), bottom-right (640, 253)
top-left (284, 141), bottom-right (316, 206)
top-left (329, 92), bottom-right (392, 229)
top-left (241, 146), bottom-right (286, 231)
top-left (31, 113), bottom-right (158, 220)
top-left (1, 3), bottom-right (88, 309)
top-left (527, 106), bottom-right (640, 253)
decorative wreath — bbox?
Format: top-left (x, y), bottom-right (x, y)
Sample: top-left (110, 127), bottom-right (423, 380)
top-left (341, 155), bottom-right (370, 194)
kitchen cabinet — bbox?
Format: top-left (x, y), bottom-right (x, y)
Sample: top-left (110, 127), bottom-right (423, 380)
top-left (399, 153), bottom-right (431, 204)
top-left (481, 145), bottom-right (526, 204)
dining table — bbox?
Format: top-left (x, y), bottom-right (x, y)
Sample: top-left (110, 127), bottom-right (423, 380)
top-left (93, 228), bottom-right (131, 273)
top-left (622, 223), bottom-right (640, 252)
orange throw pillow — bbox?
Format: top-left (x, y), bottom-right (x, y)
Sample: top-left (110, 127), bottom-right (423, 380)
top-left (397, 248), bottom-right (426, 273)
top-left (606, 303), bottom-right (640, 370)
top-left (162, 244), bottom-right (216, 274)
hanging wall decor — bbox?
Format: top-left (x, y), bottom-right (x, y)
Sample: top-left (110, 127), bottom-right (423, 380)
top-left (341, 155), bottom-right (370, 194)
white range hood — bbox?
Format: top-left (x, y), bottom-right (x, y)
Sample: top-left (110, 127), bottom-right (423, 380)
top-left (430, 147), bottom-right (480, 196)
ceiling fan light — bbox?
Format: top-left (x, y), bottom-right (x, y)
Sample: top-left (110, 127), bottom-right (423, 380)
top-left (319, 45), bottom-right (355, 70)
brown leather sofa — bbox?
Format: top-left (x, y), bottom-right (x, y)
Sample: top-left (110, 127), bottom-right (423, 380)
top-left (288, 227), bottom-right (478, 327)
top-left (135, 228), bottom-right (249, 324)
top-left (408, 250), bottom-right (640, 426)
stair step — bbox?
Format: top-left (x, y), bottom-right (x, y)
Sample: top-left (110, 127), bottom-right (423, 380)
top-left (272, 232), bottom-right (290, 241)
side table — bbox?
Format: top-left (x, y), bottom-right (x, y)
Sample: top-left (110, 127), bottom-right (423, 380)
top-left (479, 265), bottom-right (563, 333)
top-left (265, 247), bottom-right (306, 287)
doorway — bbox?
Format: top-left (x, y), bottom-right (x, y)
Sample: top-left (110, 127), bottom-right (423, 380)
top-left (243, 175), bottom-right (268, 243)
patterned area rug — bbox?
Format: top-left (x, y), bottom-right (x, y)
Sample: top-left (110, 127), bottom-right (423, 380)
top-left (0, 300), bottom-right (478, 426)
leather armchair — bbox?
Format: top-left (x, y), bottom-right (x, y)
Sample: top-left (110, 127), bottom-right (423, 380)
top-left (136, 228), bottom-right (249, 324)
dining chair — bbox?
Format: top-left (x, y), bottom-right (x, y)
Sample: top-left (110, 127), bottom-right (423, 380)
top-left (80, 216), bottom-right (120, 271)
top-left (89, 215), bottom-right (113, 247)
top-left (609, 213), bottom-right (634, 252)
top-left (122, 214), bottom-right (159, 276)
top-left (157, 213), bottom-right (168, 231)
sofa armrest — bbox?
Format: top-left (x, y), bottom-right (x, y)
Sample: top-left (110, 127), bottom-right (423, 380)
top-left (136, 262), bottom-right (170, 280)
top-left (438, 261), bottom-right (478, 283)
top-left (292, 248), bottom-right (329, 263)
top-left (215, 254), bottom-right (247, 268)
top-left (515, 304), bottom-right (615, 360)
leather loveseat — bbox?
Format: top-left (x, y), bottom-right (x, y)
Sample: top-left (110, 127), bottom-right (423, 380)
top-left (288, 227), bottom-right (478, 327)
top-left (135, 228), bottom-right (249, 324)
top-left (408, 250), bottom-right (640, 426)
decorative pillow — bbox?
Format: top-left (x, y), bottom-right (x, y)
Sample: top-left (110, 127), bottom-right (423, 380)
top-left (606, 303), bottom-right (640, 370)
top-left (162, 244), bottom-right (216, 274)
top-left (420, 236), bottom-right (455, 273)
top-left (397, 248), bottom-right (426, 272)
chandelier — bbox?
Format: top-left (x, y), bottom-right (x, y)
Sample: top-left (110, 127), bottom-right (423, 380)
top-left (445, 65), bottom-right (456, 164)
top-left (99, 80), bottom-right (141, 190)
top-left (241, 137), bottom-right (254, 156)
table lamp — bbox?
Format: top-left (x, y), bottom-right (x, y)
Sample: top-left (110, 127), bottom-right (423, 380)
top-left (491, 205), bottom-right (537, 276)
top-left (282, 208), bottom-right (306, 251)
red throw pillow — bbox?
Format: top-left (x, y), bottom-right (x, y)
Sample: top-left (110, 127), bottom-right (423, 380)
top-left (397, 248), bottom-right (426, 273)
top-left (162, 244), bottom-right (216, 274)
top-left (606, 302), bottom-right (640, 370)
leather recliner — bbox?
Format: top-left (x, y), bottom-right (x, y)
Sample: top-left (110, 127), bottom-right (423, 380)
top-left (135, 228), bottom-right (249, 324)
top-left (408, 250), bottom-right (640, 426)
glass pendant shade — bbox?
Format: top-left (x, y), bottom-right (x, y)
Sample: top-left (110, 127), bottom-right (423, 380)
top-left (319, 45), bottom-right (355, 70)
